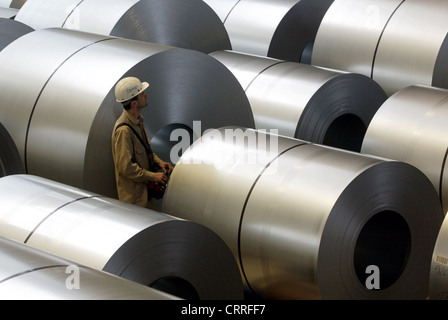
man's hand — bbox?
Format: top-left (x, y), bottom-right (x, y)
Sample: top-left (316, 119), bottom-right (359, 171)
top-left (159, 161), bottom-right (174, 175)
top-left (153, 172), bottom-right (168, 185)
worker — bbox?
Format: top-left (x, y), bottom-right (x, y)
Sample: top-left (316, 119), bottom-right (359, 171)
top-left (111, 76), bottom-right (173, 208)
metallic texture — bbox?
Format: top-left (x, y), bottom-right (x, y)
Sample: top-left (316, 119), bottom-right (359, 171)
top-left (430, 215), bottom-right (448, 299)
top-left (361, 84), bottom-right (448, 213)
top-left (312, 0), bottom-right (403, 77)
top-left (0, 237), bottom-right (181, 300)
top-left (204, 0), bottom-right (333, 62)
top-left (0, 28), bottom-right (253, 199)
top-left (202, 0), bottom-right (239, 22)
top-left (210, 50), bottom-right (387, 152)
top-left (14, 0), bottom-right (231, 53)
top-left (0, 7), bottom-right (17, 18)
top-left (312, 0), bottom-right (448, 96)
top-left (163, 127), bottom-right (443, 299)
top-left (0, 122), bottom-right (23, 177)
top-left (0, 18), bottom-right (33, 51)
top-left (373, 0), bottom-right (448, 95)
top-left (0, 0), bottom-right (12, 7)
top-left (0, 174), bottom-right (244, 300)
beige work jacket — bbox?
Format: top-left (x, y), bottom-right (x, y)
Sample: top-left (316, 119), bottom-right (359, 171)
top-left (111, 110), bottom-right (162, 208)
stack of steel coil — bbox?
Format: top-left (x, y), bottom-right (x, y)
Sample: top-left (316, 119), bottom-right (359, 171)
top-left (0, 174), bottom-right (245, 300)
top-left (0, 237), bottom-right (181, 300)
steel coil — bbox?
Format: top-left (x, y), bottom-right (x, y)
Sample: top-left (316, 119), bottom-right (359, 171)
top-left (210, 50), bottom-right (387, 152)
top-left (204, 0), bottom-right (333, 62)
top-left (14, 0), bottom-right (231, 53)
top-left (0, 237), bottom-right (181, 300)
top-left (0, 18), bottom-right (33, 51)
top-left (0, 28), bottom-right (253, 199)
top-left (162, 127), bottom-right (444, 299)
top-left (361, 84), bottom-right (448, 213)
top-left (312, 0), bottom-right (448, 96)
top-left (0, 174), bottom-right (244, 300)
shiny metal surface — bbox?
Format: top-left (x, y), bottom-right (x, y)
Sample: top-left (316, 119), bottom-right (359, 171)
top-left (15, 0), bottom-right (231, 53)
top-left (210, 50), bottom-right (387, 152)
top-left (430, 214), bottom-right (448, 299)
top-left (0, 122), bottom-right (23, 177)
top-left (222, 0), bottom-right (300, 56)
top-left (0, 0), bottom-right (12, 7)
top-left (25, 33), bottom-right (169, 196)
top-left (0, 28), bottom-right (253, 198)
top-left (14, 0), bottom-right (83, 29)
top-left (163, 128), bottom-right (444, 299)
top-left (373, 0), bottom-right (448, 95)
top-left (0, 7), bottom-right (17, 18)
top-left (0, 18), bottom-right (33, 51)
top-left (202, 0), bottom-right (240, 22)
top-left (312, 0), bottom-right (403, 77)
top-left (210, 50), bottom-right (282, 91)
top-left (212, 0), bottom-right (333, 61)
top-left (165, 128), bottom-right (303, 267)
top-left (312, 0), bottom-right (448, 96)
top-left (65, 0), bottom-right (140, 35)
top-left (0, 28), bottom-right (108, 171)
top-left (362, 85), bottom-right (448, 212)
top-left (0, 237), bottom-right (180, 300)
top-left (0, 174), bottom-right (244, 300)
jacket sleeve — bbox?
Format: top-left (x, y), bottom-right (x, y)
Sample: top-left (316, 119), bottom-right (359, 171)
top-left (113, 128), bottom-right (156, 182)
top-left (153, 152), bottom-right (165, 167)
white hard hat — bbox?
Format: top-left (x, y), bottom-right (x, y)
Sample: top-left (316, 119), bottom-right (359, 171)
top-left (115, 76), bottom-right (149, 103)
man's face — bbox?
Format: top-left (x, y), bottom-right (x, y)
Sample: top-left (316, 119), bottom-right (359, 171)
top-left (136, 91), bottom-right (148, 109)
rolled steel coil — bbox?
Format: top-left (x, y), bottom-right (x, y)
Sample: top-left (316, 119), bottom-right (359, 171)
top-left (0, 237), bottom-right (181, 300)
top-left (204, 0), bottom-right (333, 62)
top-left (162, 127), bottom-right (444, 299)
top-left (0, 28), bottom-right (253, 199)
top-left (0, 18), bottom-right (33, 51)
top-left (312, 0), bottom-right (448, 96)
top-left (210, 50), bottom-right (387, 152)
top-left (361, 85), bottom-right (448, 213)
top-left (14, 0), bottom-right (231, 54)
top-left (0, 174), bottom-right (244, 300)
top-left (0, 122), bottom-right (23, 177)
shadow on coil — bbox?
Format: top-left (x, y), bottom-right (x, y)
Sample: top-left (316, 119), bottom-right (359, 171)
top-left (0, 122), bottom-right (23, 177)
top-left (0, 17), bottom-right (33, 51)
